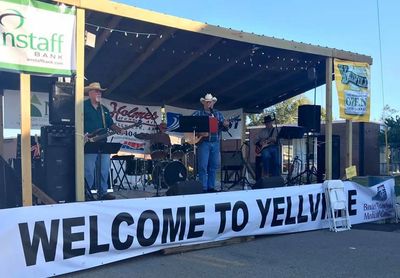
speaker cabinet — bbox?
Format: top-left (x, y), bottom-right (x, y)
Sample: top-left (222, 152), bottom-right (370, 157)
top-left (221, 151), bottom-right (243, 171)
top-left (39, 125), bottom-right (75, 203)
top-left (253, 176), bottom-right (285, 189)
top-left (317, 135), bottom-right (340, 182)
top-left (0, 157), bottom-right (22, 209)
top-left (49, 82), bottom-right (75, 125)
top-left (298, 105), bottom-right (321, 133)
top-left (166, 180), bottom-right (203, 196)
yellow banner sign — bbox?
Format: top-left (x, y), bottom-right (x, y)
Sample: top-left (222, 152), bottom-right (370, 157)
top-left (334, 59), bottom-right (370, 122)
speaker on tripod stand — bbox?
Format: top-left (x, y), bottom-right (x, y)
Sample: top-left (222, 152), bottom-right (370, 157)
top-left (295, 105), bottom-right (322, 184)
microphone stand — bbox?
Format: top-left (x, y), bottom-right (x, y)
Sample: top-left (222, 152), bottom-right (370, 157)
top-left (145, 107), bottom-right (163, 196)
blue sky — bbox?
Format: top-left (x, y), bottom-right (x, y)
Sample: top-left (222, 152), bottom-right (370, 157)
top-left (116, 0), bottom-right (400, 121)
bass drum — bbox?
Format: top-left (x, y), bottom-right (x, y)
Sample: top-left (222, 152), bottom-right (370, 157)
top-left (152, 160), bottom-right (187, 188)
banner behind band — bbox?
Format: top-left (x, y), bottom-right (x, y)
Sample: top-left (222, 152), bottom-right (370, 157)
top-left (0, 180), bottom-right (395, 277)
top-left (3, 93), bottom-right (243, 151)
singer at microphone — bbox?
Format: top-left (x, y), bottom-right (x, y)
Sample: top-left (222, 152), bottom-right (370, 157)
top-left (192, 93), bottom-right (230, 193)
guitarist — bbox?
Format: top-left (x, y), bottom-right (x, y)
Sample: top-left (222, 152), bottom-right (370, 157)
top-left (84, 82), bottom-right (124, 200)
top-left (192, 93), bottom-right (229, 193)
top-left (255, 115), bottom-right (280, 178)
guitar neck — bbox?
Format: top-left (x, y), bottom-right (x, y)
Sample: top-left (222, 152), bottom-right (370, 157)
top-left (90, 123), bottom-right (140, 142)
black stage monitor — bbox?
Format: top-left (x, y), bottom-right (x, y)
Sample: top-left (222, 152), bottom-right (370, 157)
top-left (49, 82), bottom-right (75, 125)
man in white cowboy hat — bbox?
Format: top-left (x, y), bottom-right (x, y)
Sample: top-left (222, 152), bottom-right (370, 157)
top-left (192, 93), bottom-right (229, 193)
top-left (84, 82), bottom-right (124, 200)
top-left (255, 114), bottom-right (281, 178)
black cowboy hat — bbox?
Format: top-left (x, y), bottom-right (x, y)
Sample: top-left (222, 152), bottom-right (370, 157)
top-left (264, 115), bottom-right (274, 123)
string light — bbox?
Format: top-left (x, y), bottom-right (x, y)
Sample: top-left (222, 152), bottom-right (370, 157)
top-left (85, 23), bottom-right (320, 72)
top-left (86, 22), bottom-right (158, 38)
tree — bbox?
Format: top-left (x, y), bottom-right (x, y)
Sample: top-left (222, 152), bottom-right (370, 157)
top-left (380, 115), bottom-right (400, 147)
top-left (247, 94), bottom-right (325, 126)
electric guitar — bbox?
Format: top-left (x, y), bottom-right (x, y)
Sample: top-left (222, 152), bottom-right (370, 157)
top-left (255, 139), bottom-right (274, 155)
top-left (85, 121), bottom-right (142, 143)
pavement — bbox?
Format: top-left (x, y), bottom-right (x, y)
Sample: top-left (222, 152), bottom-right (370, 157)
top-left (62, 222), bottom-right (400, 278)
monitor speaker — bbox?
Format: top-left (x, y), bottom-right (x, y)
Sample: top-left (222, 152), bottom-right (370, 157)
top-left (298, 105), bottom-right (321, 133)
top-left (39, 125), bottom-right (75, 203)
top-left (0, 156), bottom-right (22, 209)
top-left (253, 176), bottom-right (285, 189)
top-left (166, 180), bottom-right (203, 196)
top-left (49, 82), bottom-right (75, 125)
top-left (221, 151), bottom-right (243, 171)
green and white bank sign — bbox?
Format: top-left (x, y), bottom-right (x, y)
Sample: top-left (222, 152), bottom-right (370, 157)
top-left (0, 0), bottom-right (76, 75)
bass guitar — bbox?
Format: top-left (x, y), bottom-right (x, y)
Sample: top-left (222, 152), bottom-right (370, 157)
top-left (85, 121), bottom-right (142, 143)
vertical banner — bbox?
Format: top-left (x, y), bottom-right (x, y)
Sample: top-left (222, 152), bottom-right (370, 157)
top-left (334, 59), bottom-right (371, 122)
top-left (0, 0), bottom-right (76, 75)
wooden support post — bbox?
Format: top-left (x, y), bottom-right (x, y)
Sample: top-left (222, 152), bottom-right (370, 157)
top-left (20, 73), bottom-right (32, 206)
top-left (75, 7), bottom-right (85, 201)
top-left (325, 57), bottom-right (333, 180)
top-left (345, 119), bottom-right (352, 168)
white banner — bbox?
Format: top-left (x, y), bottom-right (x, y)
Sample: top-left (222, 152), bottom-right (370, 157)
top-left (102, 98), bottom-right (161, 154)
top-left (0, 180), bottom-right (395, 277)
top-left (3, 89), bottom-right (49, 129)
top-left (0, 0), bottom-right (76, 75)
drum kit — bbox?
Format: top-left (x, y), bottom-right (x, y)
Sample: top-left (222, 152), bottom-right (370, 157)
top-left (123, 142), bottom-right (195, 194)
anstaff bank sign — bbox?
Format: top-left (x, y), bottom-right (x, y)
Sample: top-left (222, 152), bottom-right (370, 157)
top-left (0, 0), bottom-right (76, 75)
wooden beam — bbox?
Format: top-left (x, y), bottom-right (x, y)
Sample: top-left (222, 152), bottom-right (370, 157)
top-left (325, 57), bottom-right (333, 180)
top-left (107, 28), bottom-right (175, 95)
top-left (227, 71), bottom-right (295, 107)
top-left (85, 16), bottom-right (122, 68)
top-left (217, 68), bottom-right (265, 96)
top-left (240, 77), bottom-right (312, 110)
top-left (20, 73), bottom-right (32, 206)
top-left (75, 7), bottom-right (85, 202)
top-left (32, 184), bottom-right (57, 205)
top-left (137, 37), bottom-right (221, 98)
top-left (55, 0), bottom-right (372, 64)
top-left (168, 49), bottom-right (252, 104)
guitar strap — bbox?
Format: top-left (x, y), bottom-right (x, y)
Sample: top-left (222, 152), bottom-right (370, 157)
top-left (267, 127), bottom-right (275, 140)
top-left (99, 104), bottom-right (107, 129)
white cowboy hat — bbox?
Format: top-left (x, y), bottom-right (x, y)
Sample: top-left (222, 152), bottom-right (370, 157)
top-left (200, 93), bottom-right (217, 103)
top-left (84, 82), bottom-right (107, 94)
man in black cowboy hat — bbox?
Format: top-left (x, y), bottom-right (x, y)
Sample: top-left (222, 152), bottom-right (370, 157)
top-left (84, 82), bottom-right (124, 200)
top-left (255, 115), bottom-right (280, 178)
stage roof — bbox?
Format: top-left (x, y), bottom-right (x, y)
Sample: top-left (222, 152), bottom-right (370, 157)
top-left (0, 0), bottom-right (373, 113)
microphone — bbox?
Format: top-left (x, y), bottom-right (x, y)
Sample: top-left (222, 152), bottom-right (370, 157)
top-left (209, 107), bottom-right (214, 117)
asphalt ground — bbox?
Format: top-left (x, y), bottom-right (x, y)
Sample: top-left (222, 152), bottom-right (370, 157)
top-left (62, 222), bottom-right (400, 278)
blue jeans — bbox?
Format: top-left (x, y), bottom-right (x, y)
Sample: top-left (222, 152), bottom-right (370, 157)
top-left (261, 145), bottom-right (280, 177)
top-left (84, 154), bottom-right (110, 197)
top-left (197, 141), bottom-right (220, 190)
